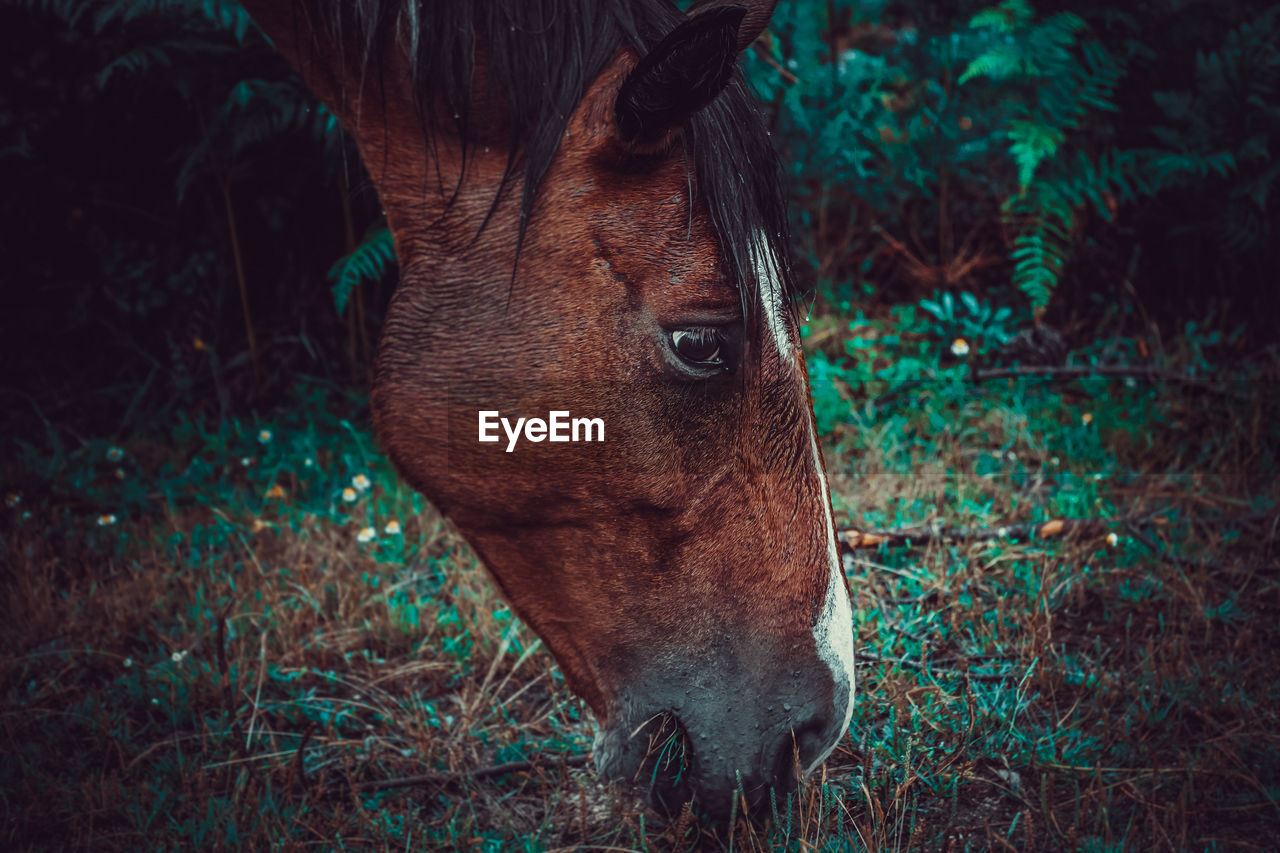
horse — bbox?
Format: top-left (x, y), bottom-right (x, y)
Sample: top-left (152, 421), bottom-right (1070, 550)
top-left (240, 0), bottom-right (856, 820)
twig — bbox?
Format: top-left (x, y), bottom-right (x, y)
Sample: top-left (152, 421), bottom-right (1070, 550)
top-left (971, 364), bottom-right (1195, 383)
top-left (1122, 520), bottom-right (1279, 575)
top-left (838, 516), bottom-right (1129, 549)
top-left (751, 41), bottom-right (798, 84)
top-left (292, 723), bottom-right (316, 790)
top-left (355, 752), bottom-right (591, 793)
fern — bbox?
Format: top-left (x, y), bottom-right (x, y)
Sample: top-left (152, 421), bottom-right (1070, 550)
top-left (96, 39), bottom-right (239, 88)
top-left (1143, 7), bottom-right (1280, 256)
top-left (1007, 119), bottom-right (1063, 189)
top-left (176, 78), bottom-right (343, 199)
top-left (968, 0), bottom-right (1034, 34)
top-left (958, 46), bottom-right (1029, 84)
top-left (961, 1), bottom-right (1126, 311)
top-left (329, 226), bottom-right (396, 316)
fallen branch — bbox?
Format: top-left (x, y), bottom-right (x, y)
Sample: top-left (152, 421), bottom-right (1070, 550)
top-left (971, 364), bottom-right (1194, 383)
top-left (838, 516), bottom-right (1131, 549)
top-left (355, 752), bottom-right (591, 793)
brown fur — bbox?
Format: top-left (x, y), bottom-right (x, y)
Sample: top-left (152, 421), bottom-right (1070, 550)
top-left (242, 0), bottom-right (849, 813)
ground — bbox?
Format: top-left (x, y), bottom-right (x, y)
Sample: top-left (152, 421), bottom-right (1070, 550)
top-left (2, 305), bottom-right (1277, 851)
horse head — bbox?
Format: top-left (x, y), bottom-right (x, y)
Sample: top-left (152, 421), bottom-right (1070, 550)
top-left (242, 0), bottom-right (855, 819)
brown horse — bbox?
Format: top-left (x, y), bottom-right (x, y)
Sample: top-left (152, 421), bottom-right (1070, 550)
top-left (241, 0), bottom-right (855, 819)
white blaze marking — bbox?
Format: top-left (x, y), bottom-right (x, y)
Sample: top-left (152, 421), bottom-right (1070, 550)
top-left (751, 234), bottom-right (796, 367)
top-left (805, 428), bottom-right (856, 772)
top-left (751, 231), bottom-right (856, 773)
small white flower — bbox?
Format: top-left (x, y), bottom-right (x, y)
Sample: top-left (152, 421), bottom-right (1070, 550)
top-left (303, 458), bottom-right (315, 468)
top-left (241, 456), bottom-right (253, 467)
top-left (171, 651), bottom-right (183, 663)
top-left (357, 526), bottom-right (376, 543)
top-left (384, 520), bottom-right (402, 535)
top-left (950, 338), bottom-right (970, 357)
top-left (106, 446), bottom-right (124, 462)
top-left (97, 513), bottom-right (118, 527)
top-left (342, 487), bottom-right (358, 503)
top-left (1050, 456), bottom-right (1060, 468)
top-left (352, 474), bottom-right (371, 492)
top-left (1006, 450), bottom-right (1018, 461)
top-left (4, 493), bottom-right (20, 508)
top-left (997, 526), bottom-right (1009, 538)
top-left (123, 657), bottom-right (133, 668)
top-left (1106, 532), bottom-right (1119, 547)
top-left (151, 697), bottom-right (159, 705)
top-left (258, 429), bottom-right (273, 444)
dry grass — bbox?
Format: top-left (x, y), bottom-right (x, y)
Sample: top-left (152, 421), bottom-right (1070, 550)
top-left (2, 334), bottom-right (1278, 850)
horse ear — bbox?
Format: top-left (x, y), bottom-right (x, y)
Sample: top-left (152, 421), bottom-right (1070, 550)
top-left (613, 5), bottom-right (749, 147)
top-left (688, 0), bottom-right (780, 51)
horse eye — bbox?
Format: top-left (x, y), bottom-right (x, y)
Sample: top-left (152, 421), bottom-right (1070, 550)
top-left (671, 328), bottom-right (725, 367)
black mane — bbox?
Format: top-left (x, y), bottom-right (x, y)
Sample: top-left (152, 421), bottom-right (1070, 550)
top-left (309, 0), bottom-right (797, 308)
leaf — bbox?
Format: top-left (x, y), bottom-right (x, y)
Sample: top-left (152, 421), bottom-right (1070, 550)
top-left (1008, 119), bottom-right (1063, 189)
top-left (328, 226), bottom-right (397, 315)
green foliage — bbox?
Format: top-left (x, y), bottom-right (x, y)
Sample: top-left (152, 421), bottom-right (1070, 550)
top-left (3, 0), bottom-right (1279, 847)
top-left (758, 0), bottom-right (1280, 318)
top-left (329, 224), bottom-right (396, 316)
top-left (1, 0), bottom-right (387, 429)
top-left (1147, 7), bottom-right (1280, 256)
top-left (960, 1), bottom-right (1125, 309)
top-left (8, 303), bottom-right (1277, 848)
top-left (177, 78), bottom-right (345, 200)
top-left (918, 290), bottom-right (1016, 350)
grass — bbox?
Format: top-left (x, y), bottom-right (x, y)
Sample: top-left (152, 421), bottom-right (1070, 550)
top-left (2, 300), bottom-right (1278, 850)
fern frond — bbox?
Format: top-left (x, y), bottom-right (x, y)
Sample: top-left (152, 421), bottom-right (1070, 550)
top-left (96, 39), bottom-right (237, 88)
top-left (0, 0), bottom-right (86, 24)
top-left (176, 78), bottom-right (340, 199)
top-left (1008, 119), bottom-right (1063, 189)
top-left (329, 226), bottom-right (396, 316)
top-left (82, 0), bottom-right (256, 43)
top-left (959, 45), bottom-right (1029, 84)
top-left (968, 0), bottom-right (1034, 33)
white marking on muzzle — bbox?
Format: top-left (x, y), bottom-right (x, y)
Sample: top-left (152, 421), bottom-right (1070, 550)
top-left (804, 429), bottom-right (856, 772)
top-left (751, 232), bottom-right (856, 773)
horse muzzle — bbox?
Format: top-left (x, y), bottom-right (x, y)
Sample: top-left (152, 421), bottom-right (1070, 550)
top-left (592, 650), bottom-right (850, 821)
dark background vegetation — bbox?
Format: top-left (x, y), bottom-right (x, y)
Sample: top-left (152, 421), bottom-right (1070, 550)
top-left (2, 0), bottom-right (1278, 849)
top-left (3, 0), bottom-right (1278, 431)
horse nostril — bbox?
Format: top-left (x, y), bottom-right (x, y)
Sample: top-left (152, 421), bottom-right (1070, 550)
top-left (632, 711), bottom-right (694, 816)
top-left (778, 712), bottom-right (833, 780)
top-left (770, 736), bottom-right (801, 790)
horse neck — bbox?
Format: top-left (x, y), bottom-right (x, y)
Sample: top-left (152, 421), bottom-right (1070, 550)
top-left (240, 0), bottom-right (524, 279)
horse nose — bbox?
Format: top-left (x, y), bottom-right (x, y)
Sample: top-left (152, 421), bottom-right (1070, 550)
top-left (726, 709), bottom-right (837, 816)
top-left (772, 710), bottom-right (836, 781)
top-left (630, 702), bottom-right (840, 820)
